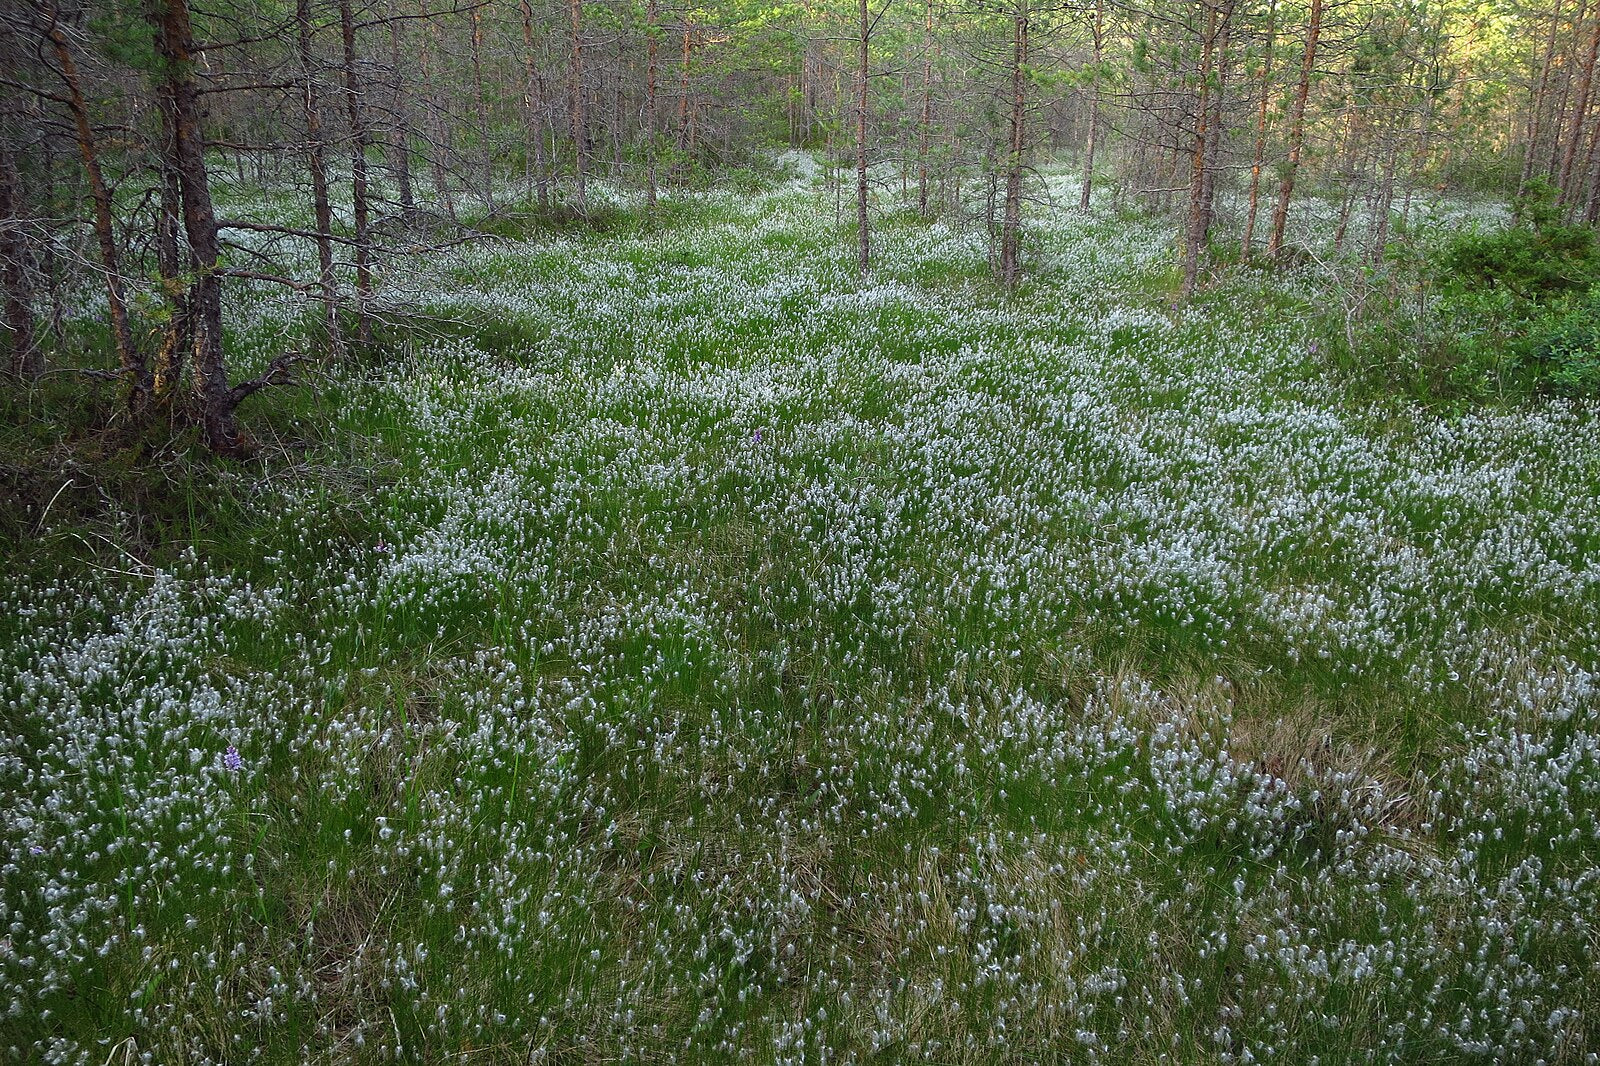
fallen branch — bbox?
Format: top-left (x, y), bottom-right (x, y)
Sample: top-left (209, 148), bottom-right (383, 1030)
top-left (227, 350), bottom-right (305, 406)
top-left (222, 268), bottom-right (314, 291)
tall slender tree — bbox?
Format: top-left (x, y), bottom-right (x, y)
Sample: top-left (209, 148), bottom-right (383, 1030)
top-left (1267, 0), bottom-right (1322, 258)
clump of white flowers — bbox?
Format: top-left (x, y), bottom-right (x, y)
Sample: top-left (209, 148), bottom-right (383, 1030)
top-left (2, 175), bottom-right (1596, 1064)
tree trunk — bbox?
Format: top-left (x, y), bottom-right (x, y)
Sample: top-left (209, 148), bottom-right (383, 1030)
top-left (1578, 104), bottom-right (1600, 218)
top-left (1584, 125), bottom-right (1600, 220)
top-left (1560, 8), bottom-right (1600, 201)
top-left (1181, 0), bottom-right (1219, 298)
top-left (41, 140), bottom-right (65, 347)
top-left (1198, 6), bottom-right (1231, 236)
top-left (1267, 0), bottom-right (1321, 259)
top-left (44, 8), bottom-right (144, 398)
top-left (1518, 0), bottom-right (1565, 211)
top-left (470, 5), bottom-right (496, 214)
top-left (151, 85), bottom-right (193, 401)
top-left (1330, 91), bottom-right (1362, 253)
top-left (339, 0), bottom-right (374, 349)
top-left (388, 0), bottom-right (416, 221)
top-left (0, 143), bottom-right (36, 379)
top-left (899, 70), bottom-right (910, 199)
top-left (418, 0), bottom-right (456, 219)
top-left (855, 0), bottom-right (870, 275)
top-left (918, 0), bottom-right (934, 217)
top-left (1400, 16), bottom-right (1448, 224)
top-left (152, 0), bottom-right (238, 452)
top-left (520, 0), bottom-right (551, 210)
top-left (1240, 0), bottom-right (1276, 254)
top-left (1079, 0), bottom-right (1105, 211)
top-left (1369, 124), bottom-right (1401, 262)
top-left (999, 0), bottom-right (1028, 289)
top-left (1548, 0), bottom-right (1589, 181)
top-left (570, 0), bottom-right (589, 211)
top-left (646, 0), bottom-right (659, 213)
top-left (613, 32), bottom-right (626, 175)
top-left (296, 0), bottom-right (345, 361)
top-left (677, 22), bottom-right (698, 167)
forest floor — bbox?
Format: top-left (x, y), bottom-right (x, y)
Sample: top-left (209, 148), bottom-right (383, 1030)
top-left (3, 174), bottom-right (1599, 1064)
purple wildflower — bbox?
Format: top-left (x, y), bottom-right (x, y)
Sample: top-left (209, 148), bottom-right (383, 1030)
top-left (224, 745), bottom-right (243, 771)
top-left (752, 429), bottom-right (762, 444)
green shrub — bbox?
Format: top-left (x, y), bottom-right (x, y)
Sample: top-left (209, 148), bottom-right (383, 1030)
top-left (1437, 216), bottom-right (1600, 302)
top-left (1337, 183), bottom-right (1600, 404)
top-left (1520, 289), bottom-right (1600, 395)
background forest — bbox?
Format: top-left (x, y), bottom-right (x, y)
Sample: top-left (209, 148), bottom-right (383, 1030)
top-left (1, 0), bottom-right (1594, 442)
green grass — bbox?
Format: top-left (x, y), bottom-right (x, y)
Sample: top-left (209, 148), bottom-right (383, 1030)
top-left (3, 178), bottom-right (1599, 1064)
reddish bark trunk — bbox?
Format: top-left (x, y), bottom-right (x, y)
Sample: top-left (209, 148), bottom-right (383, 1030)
top-left (1560, 9), bottom-right (1600, 200)
top-left (1267, 0), bottom-right (1322, 259)
top-left (470, 6), bottom-right (496, 213)
top-left (1182, 1), bottom-right (1221, 298)
top-left (45, 9), bottom-right (143, 397)
top-left (1240, 0), bottom-right (1276, 254)
top-left (1518, 0), bottom-right (1566, 209)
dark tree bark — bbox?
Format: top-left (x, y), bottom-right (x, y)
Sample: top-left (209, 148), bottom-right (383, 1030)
top-left (1329, 88), bottom-right (1361, 253)
top-left (151, 83), bottom-right (192, 401)
top-left (1182, 0), bottom-right (1232, 298)
top-left (645, 0), bottom-right (659, 213)
top-left (0, 142), bottom-right (36, 378)
top-left (1196, 1), bottom-right (1233, 236)
top-left (387, 0), bottom-right (417, 222)
top-left (521, 0), bottom-right (551, 209)
top-left (999, 0), bottom-right (1028, 289)
top-left (418, 0), bottom-right (457, 219)
top-left (152, 0), bottom-right (239, 451)
top-left (570, 0), bottom-right (589, 211)
top-left (1547, 0), bottom-right (1588, 182)
top-left (612, 30), bottom-right (625, 175)
top-left (1368, 115), bottom-right (1402, 262)
top-left (676, 20), bottom-right (696, 167)
top-left (855, 0), bottom-right (871, 275)
top-left (1584, 126), bottom-right (1600, 221)
top-left (918, 0), bottom-right (934, 217)
top-left (296, 0), bottom-right (345, 360)
top-left (339, 0), bottom-right (374, 348)
top-left (40, 139), bottom-right (65, 348)
top-left (1578, 103), bottom-right (1600, 219)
